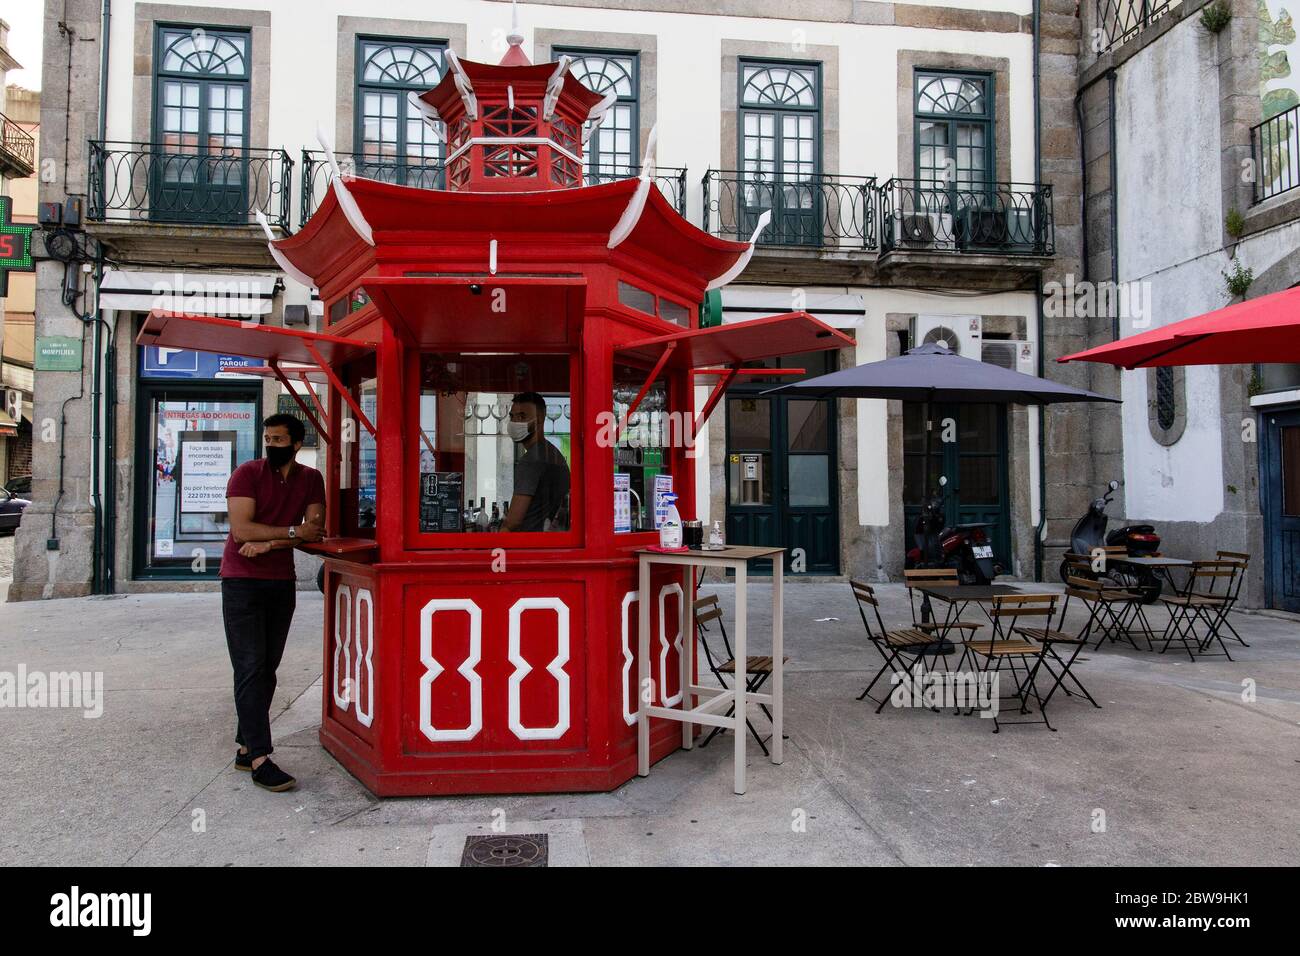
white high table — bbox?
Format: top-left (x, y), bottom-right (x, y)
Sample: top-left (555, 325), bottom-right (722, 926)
top-left (635, 545), bottom-right (785, 795)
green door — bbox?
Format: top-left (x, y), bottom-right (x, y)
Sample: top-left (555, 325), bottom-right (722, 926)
top-left (724, 353), bottom-right (840, 575)
top-left (902, 402), bottom-right (1010, 565)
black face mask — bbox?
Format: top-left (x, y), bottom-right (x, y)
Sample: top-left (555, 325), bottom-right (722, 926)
top-left (266, 445), bottom-right (295, 469)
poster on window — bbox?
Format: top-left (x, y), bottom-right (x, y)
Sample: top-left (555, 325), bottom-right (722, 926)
top-left (179, 433), bottom-right (235, 513)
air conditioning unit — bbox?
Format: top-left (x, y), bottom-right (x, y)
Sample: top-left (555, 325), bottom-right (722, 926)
top-left (912, 314), bottom-right (982, 357)
top-left (955, 205), bottom-right (1010, 250)
top-left (982, 338), bottom-right (1036, 376)
top-left (898, 214), bottom-right (935, 246)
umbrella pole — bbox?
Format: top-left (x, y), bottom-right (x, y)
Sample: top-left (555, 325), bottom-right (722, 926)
top-left (920, 400), bottom-right (935, 624)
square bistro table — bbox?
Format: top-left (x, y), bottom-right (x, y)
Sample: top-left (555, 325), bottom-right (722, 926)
top-left (635, 545), bottom-right (785, 795)
top-left (917, 584), bottom-right (1023, 640)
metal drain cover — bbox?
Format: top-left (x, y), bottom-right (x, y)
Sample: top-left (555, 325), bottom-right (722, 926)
top-left (461, 833), bottom-right (549, 867)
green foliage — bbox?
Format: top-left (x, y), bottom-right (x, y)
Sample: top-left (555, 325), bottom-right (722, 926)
top-left (1223, 258), bottom-right (1255, 298)
top-left (1201, 0), bottom-right (1233, 33)
top-left (1226, 207), bottom-right (1245, 237)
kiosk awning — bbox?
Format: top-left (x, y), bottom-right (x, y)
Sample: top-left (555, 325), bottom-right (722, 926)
top-left (136, 310), bottom-right (377, 367)
top-left (102, 270), bottom-right (279, 317)
top-left (362, 276), bottom-right (586, 349)
top-left (617, 311), bottom-right (854, 369)
top-left (616, 311), bottom-right (854, 431)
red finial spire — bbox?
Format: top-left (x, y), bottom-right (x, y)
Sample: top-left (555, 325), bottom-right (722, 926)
top-left (500, 0), bottom-right (531, 66)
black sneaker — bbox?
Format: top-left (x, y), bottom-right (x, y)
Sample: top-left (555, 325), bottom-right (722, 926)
top-left (251, 758), bottom-right (296, 792)
top-left (235, 749), bottom-right (252, 772)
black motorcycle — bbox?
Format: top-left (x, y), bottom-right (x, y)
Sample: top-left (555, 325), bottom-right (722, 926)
top-left (1059, 479), bottom-right (1163, 603)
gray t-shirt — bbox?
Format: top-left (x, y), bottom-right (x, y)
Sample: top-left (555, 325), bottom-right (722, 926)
top-left (514, 439), bottom-right (570, 532)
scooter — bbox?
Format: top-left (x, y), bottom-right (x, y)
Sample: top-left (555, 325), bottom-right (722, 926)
top-left (906, 476), bottom-right (999, 586)
top-left (1059, 479), bottom-right (1163, 603)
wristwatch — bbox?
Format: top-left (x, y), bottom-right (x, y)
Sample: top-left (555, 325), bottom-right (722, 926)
top-left (287, 525), bottom-right (297, 540)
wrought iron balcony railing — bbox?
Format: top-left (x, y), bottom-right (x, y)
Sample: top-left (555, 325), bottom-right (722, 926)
top-left (88, 141), bottom-right (294, 230)
top-left (300, 150), bottom-right (445, 225)
top-left (0, 111), bottom-right (36, 178)
top-left (1251, 105), bottom-right (1300, 204)
top-left (299, 150), bottom-right (688, 226)
top-left (702, 169), bottom-right (877, 249)
top-left (879, 179), bottom-right (1054, 257)
top-left (586, 166), bottom-right (688, 217)
top-left (1095, 0), bottom-right (1175, 54)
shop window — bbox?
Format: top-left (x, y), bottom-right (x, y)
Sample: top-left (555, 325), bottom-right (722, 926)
top-left (417, 353), bottom-right (572, 535)
top-left (137, 388), bottom-right (261, 576)
top-left (612, 363), bottom-right (684, 532)
top-left (339, 355), bottom-right (378, 536)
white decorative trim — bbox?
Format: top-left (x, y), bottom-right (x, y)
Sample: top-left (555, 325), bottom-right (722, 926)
top-left (543, 56), bottom-right (572, 121)
top-left (407, 90), bottom-right (441, 130)
top-left (507, 598), bottom-right (572, 741)
top-left (658, 582), bottom-right (684, 707)
top-left (316, 124), bottom-right (375, 246)
top-left (257, 210), bottom-right (316, 288)
top-left (419, 599), bottom-right (483, 742)
top-left (446, 50), bottom-right (479, 120)
top-left (332, 585), bottom-right (352, 710)
top-left (620, 590), bottom-right (638, 726)
top-left (444, 135), bottom-right (584, 167)
top-left (706, 209), bottom-right (771, 291)
top-left (353, 588), bottom-right (374, 727)
top-left (607, 124), bottom-right (657, 250)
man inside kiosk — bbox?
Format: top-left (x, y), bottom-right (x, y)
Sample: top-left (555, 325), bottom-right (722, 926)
top-left (502, 391), bottom-right (570, 532)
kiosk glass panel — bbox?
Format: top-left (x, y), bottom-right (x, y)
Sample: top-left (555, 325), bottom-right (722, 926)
top-left (418, 352), bottom-right (571, 534)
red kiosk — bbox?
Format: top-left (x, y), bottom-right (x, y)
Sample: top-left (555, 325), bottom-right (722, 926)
top-left (137, 38), bottom-right (852, 796)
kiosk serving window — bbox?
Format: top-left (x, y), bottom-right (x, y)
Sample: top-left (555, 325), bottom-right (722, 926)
top-left (417, 352), bottom-right (572, 535)
top-left (339, 355), bottom-right (378, 537)
top-left (612, 362), bottom-right (679, 533)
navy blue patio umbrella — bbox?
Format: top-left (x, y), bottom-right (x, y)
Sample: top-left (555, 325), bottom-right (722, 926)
top-left (764, 343), bottom-right (1119, 558)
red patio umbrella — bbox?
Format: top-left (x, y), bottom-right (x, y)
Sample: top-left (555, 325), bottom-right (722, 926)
top-left (1057, 285), bottom-right (1300, 368)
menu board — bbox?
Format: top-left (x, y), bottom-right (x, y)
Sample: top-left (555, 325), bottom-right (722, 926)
top-left (420, 471), bottom-right (464, 532)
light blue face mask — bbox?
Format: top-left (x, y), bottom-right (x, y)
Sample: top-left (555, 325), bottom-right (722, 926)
top-left (507, 420), bottom-right (532, 443)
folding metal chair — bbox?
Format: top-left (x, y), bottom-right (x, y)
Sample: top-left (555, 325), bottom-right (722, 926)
top-left (1062, 553), bottom-right (1154, 651)
top-left (851, 580), bottom-right (942, 714)
top-left (693, 593), bottom-right (786, 755)
top-left (1159, 561), bottom-right (1239, 661)
top-left (1214, 551), bottom-right (1251, 647)
top-left (966, 594), bottom-right (1059, 732)
top-left (903, 568), bottom-right (984, 651)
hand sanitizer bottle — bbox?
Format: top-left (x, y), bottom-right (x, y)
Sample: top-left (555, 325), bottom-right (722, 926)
top-left (659, 493), bottom-right (682, 549)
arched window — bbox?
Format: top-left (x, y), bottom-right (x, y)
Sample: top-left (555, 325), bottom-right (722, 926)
top-left (355, 38), bottom-right (446, 188)
top-left (914, 71), bottom-right (992, 192)
top-left (1156, 366), bottom-right (1176, 431)
top-left (152, 27), bottom-right (251, 222)
top-left (561, 50), bottom-right (638, 180)
top-left (738, 60), bottom-right (821, 245)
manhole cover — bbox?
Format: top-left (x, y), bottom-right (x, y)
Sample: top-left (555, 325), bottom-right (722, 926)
top-left (461, 833), bottom-right (548, 867)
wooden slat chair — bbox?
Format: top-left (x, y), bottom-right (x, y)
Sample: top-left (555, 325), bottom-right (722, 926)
top-left (1159, 560), bottom-right (1241, 661)
top-left (1214, 551), bottom-right (1251, 647)
top-left (965, 594), bottom-right (1060, 732)
top-left (851, 580), bottom-right (942, 714)
top-left (1061, 553), bottom-right (1153, 650)
top-left (693, 593), bottom-right (787, 755)
top-left (904, 568), bottom-right (984, 651)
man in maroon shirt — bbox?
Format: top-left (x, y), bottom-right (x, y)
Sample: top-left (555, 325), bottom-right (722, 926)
top-left (221, 414), bottom-right (325, 792)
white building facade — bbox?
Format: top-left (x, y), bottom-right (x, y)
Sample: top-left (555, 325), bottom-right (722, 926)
top-left (14, 0), bottom-right (1087, 598)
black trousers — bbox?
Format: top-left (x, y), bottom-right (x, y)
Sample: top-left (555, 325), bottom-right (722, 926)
top-left (221, 578), bottom-right (297, 760)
